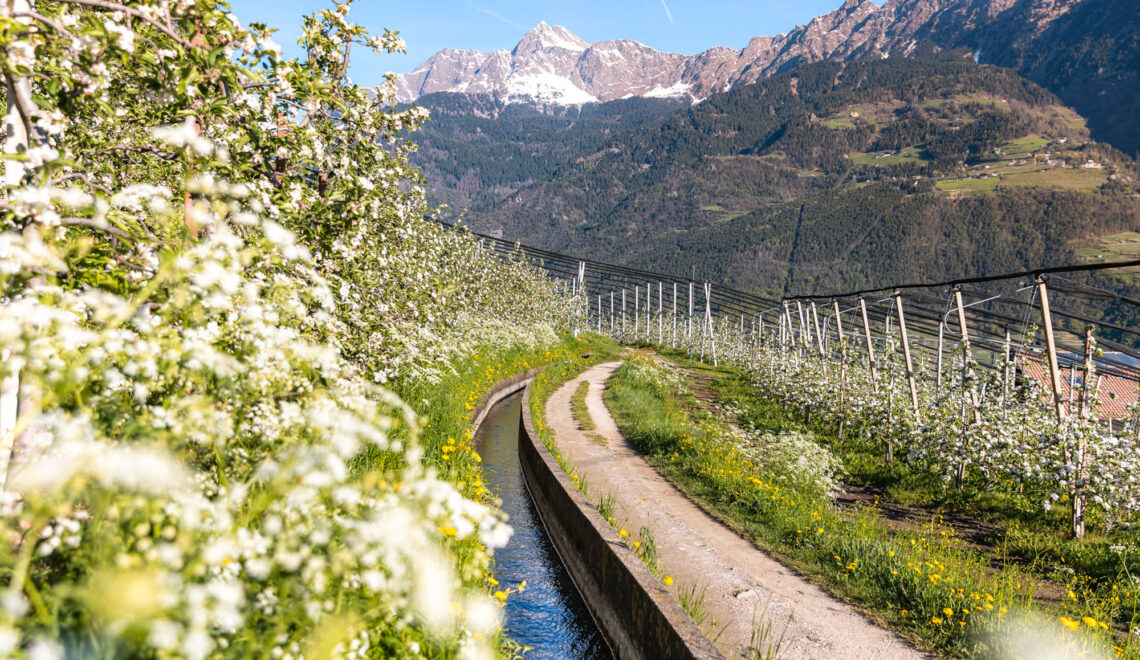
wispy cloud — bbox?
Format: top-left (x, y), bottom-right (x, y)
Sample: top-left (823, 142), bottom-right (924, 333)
top-left (476, 6), bottom-right (524, 29)
top-left (658, 0), bottom-right (674, 23)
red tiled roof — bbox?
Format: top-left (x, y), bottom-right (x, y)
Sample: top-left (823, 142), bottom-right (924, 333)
top-left (1017, 351), bottom-right (1139, 421)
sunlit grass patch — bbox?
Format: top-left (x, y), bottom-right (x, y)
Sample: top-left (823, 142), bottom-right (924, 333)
top-left (603, 358), bottom-right (1048, 657)
top-left (570, 381), bottom-right (597, 432)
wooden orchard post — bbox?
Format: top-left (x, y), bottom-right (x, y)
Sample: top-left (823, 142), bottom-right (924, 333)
top-left (634, 286), bottom-right (639, 338)
top-left (859, 298), bottom-right (879, 393)
top-left (688, 282), bottom-right (694, 339)
top-left (597, 294), bottom-right (602, 334)
top-left (610, 291), bottom-right (615, 336)
top-left (665, 282), bottom-right (674, 346)
top-left (811, 302), bottom-right (826, 359)
top-left (835, 300), bottom-right (848, 438)
top-left (1072, 326), bottom-right (1095, 539)
top-left (576, 261), bottom-right (586, 337)
top-left (936, 323), bottom-right (944, 394)
top-left (645, 281), bottom-right (651, 342)
top-left (796, 301), bottom-right (809, 354)
top-left (781, 301), bottom-right (790, 352)
top-left (1001, 328), bottom-right (1011, 419)
top-left (1037, 277), bottom-right (1068, 423)
top-left (779, 309), bottom-right (787, 352)
top-left (953, 287), bottom-right (982, 425)
top-left (622, 289), bottom-right (627, 337)
top-left (658, 282), bottom-right (663, 344)
top-left (952, 286), bottom-right (982, 488)
top-left (894, 292), bottom-right (922, 422)
top-left (705, 283), bottom-right (718, 366)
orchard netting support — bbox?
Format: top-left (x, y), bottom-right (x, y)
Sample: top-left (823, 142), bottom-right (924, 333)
top-left (445, 219), bottom-right (1140, 539)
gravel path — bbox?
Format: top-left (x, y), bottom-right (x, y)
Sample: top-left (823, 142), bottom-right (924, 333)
top-left (545, 361), bottom-right (926, 659)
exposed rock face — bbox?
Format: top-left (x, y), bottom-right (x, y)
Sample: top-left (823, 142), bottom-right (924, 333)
top-left (394, 0), bottom-right (1140, 154)
top-left (394, 0), bottom-right (1083, 106)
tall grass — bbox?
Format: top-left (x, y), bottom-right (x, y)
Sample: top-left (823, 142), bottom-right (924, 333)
top-left (570, 381), bottom-right (597, 431)
top-left (602, 358), bottom-right (1092, 657)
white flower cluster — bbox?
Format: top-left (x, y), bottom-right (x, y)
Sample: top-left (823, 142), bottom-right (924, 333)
top-left (663, 319), bottom-right (1140, 530)
top-left (735, 427), bottom-right (844, 497)
top-left (0, 204), bottom-right (514, 657)
top-left (0, 0), bottom-right (582, 655)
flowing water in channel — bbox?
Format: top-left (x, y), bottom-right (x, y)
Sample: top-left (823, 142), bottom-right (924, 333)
top-left (475, 392), bottom-right (612, 659)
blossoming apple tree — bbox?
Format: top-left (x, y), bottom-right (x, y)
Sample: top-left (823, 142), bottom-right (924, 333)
top-left (0, 0), bottom-right (572, 657)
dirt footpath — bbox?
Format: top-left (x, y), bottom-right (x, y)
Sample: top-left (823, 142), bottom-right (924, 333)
top-left (545, 361), bottom-right (925, 659)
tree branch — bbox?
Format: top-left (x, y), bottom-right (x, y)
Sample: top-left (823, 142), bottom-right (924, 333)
top-left (53, 0), bottom-right (193, 49)
top-left (13, 11), bottom-right (77, 42)
top-left (59, 217), bottom-right (130, 239)
top-left (80, 144), bottom-right (181, 162)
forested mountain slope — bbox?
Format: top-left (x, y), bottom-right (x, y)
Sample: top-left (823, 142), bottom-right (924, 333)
top-left (414, 54), bottom-right (1140, 298)
top-left (396, 0), bottom-right (1140, 157)
top-left (409, 94), bottom-right (684, 213)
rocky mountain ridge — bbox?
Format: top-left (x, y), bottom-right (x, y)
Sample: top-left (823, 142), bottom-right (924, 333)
top-left (394, 0), bottom-right (1139, 154)
top-left (394, 0), bottom-right (1082, 105)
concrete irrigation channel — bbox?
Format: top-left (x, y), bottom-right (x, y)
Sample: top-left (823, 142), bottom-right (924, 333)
top-left (474, 389), bottom-right (611, 658)
top-left (471, 372), bottom-right (721, 659)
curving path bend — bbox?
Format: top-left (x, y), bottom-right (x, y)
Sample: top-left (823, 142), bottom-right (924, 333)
top-left (545, 361), bottom-right (926, 659)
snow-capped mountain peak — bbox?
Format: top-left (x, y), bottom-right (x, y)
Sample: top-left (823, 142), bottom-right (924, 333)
top-left (391, 0), bottom-right (1095, 110)
top-left (516, 22), bottom-right (589, 53)
top-left (392, 22), bottom-right (694, 106)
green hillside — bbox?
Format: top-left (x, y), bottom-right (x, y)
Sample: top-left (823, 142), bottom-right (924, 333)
top-left (409, 94), bottom-right (685, 212)
top-left (414, 53), bottom-right (1140, 297)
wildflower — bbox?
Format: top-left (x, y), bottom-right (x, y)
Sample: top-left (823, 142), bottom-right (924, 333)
top-left (663, 576), bottom-right (674, 586)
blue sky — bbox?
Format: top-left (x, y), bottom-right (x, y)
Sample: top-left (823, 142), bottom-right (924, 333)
top-left (227, 0), bottom-right (846, 85)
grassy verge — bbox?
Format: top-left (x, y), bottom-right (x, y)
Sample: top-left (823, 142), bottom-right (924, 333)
top-left (712, 366), bottom-right (1140, 648)
top-left (525, 349), bottom-right (683, 607)
top-left (570, 381), bottom-right (597, 432)
top-left (602, 356), bottom-right (1115, 658)
top-left (344, 333), bottom-right (617, 655)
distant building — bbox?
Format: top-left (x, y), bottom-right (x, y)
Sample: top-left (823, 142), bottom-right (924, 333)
top-left (1017, 350), bottom-right (1140, 421)
top-left (1082, 160), bottom-right (1103, 169)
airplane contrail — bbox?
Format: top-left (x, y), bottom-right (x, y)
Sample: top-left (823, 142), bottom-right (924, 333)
top-left (659, 0), bottom-right (674, 23)
top-left (478, 7), bottom-right (523, 29)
